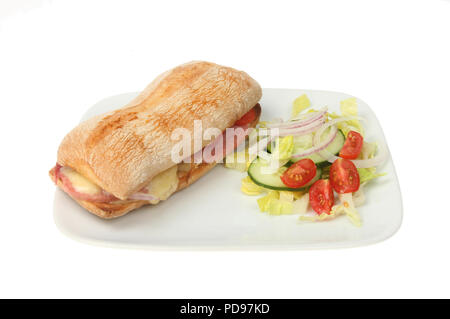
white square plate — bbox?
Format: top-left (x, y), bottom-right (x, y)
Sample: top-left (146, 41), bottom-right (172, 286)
top-left (53, 89), bottom-right (402, 249)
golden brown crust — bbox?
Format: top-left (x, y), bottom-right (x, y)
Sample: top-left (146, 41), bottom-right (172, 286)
top-left (57, 61), bottom-right (262, 200)
top-left (50, 108), bottom-right (261, 219)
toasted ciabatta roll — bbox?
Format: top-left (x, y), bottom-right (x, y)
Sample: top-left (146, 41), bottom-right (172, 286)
top-left (50, 61), bottom-right (262, 219)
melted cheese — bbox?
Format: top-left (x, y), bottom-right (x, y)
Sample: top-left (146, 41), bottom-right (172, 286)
top-left (145, 165), bottom-right (179, 204)
top-left (60, 165), bottom-right (179, 203)
top-left (61, 166), bottom-right (102, 195)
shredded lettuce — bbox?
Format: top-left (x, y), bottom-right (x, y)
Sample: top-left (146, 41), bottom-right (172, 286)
top-left (269, 199), bottom-right (293, 215)
top-left (298, 193), bottom-right (362, 226)
top-left (293, 133), bottom-right (313, 151)
top-left (328, 97), bottom-right (364, 136)
top-left (358, 167), bottom-right (386, 184)
top-left (225, 151), bottom-right (247, 172)
top-left (225, 149), bottom-right (256, 172)
top-left (359, 141), bottom-right (377, 159)
top-left (257, 121), bottom-right (269, 128)
top-left (299, 209), bottom-right (339, 222)
top-left (258, 136), bottom-right (293, 175)
top-left (258, 163), bottom-right (288, 177)
top-left (258, 190), bottom-right (309, 216)
top-left (328, 112), bottom-right (350, 136)
top-left (340, 97), bottom-right (358, 116)
top-left (257, 190), bottom-right (293, 215)
top-left (342, 194), bottom-right (361, 226)
top-left (293, 191), bottom-right (306, 200)
top-left (293, 193), bottom-right (309, 215)
top-left (257, 191), bottom-right (278, 211)
top-left (356, 142), bottom-right (385, 184)
top-left (241, 176), bottom-right (264, 195)
top-left (335, 193), bottom-right (362, 227)
top-left (341, 97), bottom-right (364, 136)
top-left (292, 94), bottom-right (311, 117)
top-left (279, 191), bottom-right (295, 203)
top-left (271, 135), bottom-right (294, 160)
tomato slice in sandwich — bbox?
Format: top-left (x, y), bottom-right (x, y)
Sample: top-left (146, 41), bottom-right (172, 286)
top-left (235, 107), bottom-right (257, 126)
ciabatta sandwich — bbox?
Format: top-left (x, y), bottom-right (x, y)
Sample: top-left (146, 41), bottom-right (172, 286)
top-left (50, 61), bottom-right (262, 218)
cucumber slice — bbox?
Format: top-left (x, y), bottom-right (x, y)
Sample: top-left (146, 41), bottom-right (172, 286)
top-left (248, 158), bottom-right (322, 191)
top-left (291, 129), bottom-right (345, 164)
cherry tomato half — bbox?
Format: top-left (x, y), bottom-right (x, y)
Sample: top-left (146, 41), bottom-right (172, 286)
top-left (235, 107), bottom-right (257, 126)
top-left (309, 179), bottom-right (334, 215)
top-left (339, 131), bottom-right (363, 159)
top-left (280, 159), bottom-right (317, 188)
top-left (329, 158), bottom-right (360, 193)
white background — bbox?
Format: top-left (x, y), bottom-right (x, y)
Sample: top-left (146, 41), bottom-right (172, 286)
top-left (0, 0), bottom-right (449, 298)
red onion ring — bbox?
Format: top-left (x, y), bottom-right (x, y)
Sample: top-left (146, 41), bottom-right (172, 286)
top-left (314, 117), bottom-right (388, 168)
top-left (289, 107), bottom-right (328, 123)
top-left (266, 107), bottom-right (327, 129)
top-left (324, 143), bottom-right (388, 168)
top-left (291, 125), bottom-right (338, 158)
top-left (277, 118), bottom-right (325, 136)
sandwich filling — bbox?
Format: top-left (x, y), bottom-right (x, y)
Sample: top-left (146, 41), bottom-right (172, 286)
top-left (52, 104), bottom-right (261, 205)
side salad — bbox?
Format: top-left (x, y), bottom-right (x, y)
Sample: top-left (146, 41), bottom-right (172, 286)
top-left (225, 94), bottom-right (387, 226)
